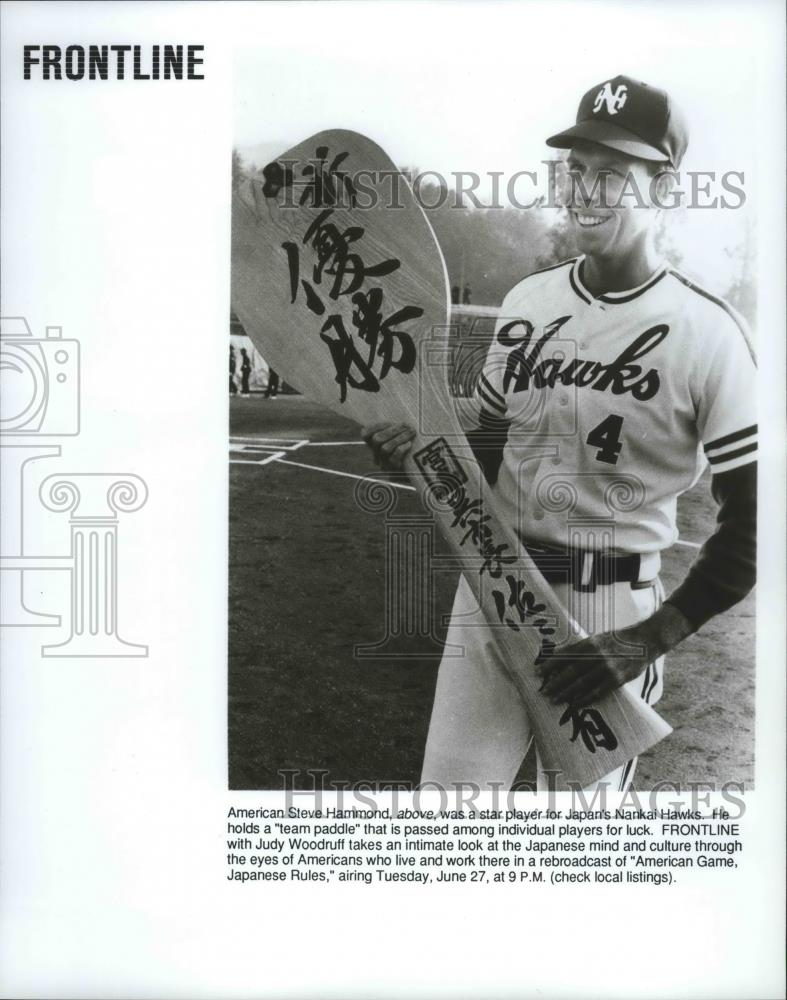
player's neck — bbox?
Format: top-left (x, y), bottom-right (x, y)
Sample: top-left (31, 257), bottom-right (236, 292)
top-left (581, 243), bottom-right (665, 297)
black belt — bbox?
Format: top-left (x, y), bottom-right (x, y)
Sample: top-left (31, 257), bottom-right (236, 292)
top-left (524, 542), bottom-right (644, 593)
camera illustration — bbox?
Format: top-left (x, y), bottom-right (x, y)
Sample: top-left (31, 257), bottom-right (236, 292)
top-left (0, 317), bottom-right (80, 436)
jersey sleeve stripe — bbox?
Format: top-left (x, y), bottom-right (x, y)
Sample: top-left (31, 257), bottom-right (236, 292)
top-left (705, 433), bottom-right (757, 459)
top-left (707, 442), bottom-right (757, 465)
top-left (477, 383), bottom-right (506, 415)
top-left (707, 453), bottom-right (757, 474)
top-left (479, 374), bottom-right (505, 404)
top-left (704, 424), bottom-right (757, 452)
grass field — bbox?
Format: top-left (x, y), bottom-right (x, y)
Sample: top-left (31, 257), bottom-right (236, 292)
top-left (228, 395), bottom-right (755, 791)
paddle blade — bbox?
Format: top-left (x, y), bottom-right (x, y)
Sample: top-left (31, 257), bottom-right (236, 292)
top-left (231, 129), bottom-right (457, 435)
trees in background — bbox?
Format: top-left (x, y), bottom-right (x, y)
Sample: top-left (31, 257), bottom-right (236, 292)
top-left (231, 150), bottom-right (756, 327)
top-left (232, 148), bottom-right (245, 191)
top-left (724, 214), bottom-right (757, 327)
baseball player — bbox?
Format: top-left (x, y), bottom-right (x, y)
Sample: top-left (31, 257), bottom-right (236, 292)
top-left (363, 75), bottom-right (757, 792)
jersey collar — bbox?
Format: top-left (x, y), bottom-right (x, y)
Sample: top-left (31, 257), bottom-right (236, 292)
top-left (569, 256), bottom-right (669, 306)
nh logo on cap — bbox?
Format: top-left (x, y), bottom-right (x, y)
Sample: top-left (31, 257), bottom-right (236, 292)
top-left (593, 82), bottom-right (628, 115)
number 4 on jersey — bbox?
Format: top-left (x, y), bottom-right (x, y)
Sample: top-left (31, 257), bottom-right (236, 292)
top-left (586, 414), bottom-right (624, 464)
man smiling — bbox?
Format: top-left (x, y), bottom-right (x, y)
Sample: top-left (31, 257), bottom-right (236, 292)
top-left (363, 75), bottom-right (757, 792)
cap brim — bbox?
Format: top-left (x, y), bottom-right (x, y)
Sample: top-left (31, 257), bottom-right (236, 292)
top-left (545, 120), bottom-right (670, 163)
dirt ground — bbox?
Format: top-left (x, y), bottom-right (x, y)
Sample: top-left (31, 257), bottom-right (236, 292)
top-left (228, 395), bottom-right (755, 791)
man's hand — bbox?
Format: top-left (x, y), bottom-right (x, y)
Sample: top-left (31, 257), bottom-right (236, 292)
top-left (361, 422), bottom-right (416, 471)
top-left (536, 603), bottom-right (694, 706)
top-left (536, 630), bottom-right (653, 707)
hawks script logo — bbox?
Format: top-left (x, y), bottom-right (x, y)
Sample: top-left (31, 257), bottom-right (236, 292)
top-left (498, 316), bottom-right (667, 402)
top-left (593, 82), bottom-right (628, 116)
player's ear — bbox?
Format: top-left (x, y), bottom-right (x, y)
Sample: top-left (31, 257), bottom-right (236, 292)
top-left (650, 167), bottom-right (680, 211)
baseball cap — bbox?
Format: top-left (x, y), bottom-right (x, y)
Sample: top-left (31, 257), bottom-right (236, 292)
top-left (546, 75), bottom-right (689, 169)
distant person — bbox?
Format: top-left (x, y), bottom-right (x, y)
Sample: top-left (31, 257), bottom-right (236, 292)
top-left (451, 285), bottom-right (460, 305)
top-left (463, 283), bottom-right (472, 305)
top-left (265, 367), bottom-right (280, 400)
top-left (240, 347), bottom-right (252, 396)
top-left (229, 345), bottom-right (238, 395)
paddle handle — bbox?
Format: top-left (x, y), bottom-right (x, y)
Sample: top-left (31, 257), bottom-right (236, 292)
top-left (400, 434), bottom-right (671, 788)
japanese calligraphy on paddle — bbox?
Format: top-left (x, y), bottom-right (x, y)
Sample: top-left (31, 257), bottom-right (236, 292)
top-left (559, 705), bottom-right (620, 753)
top-left (257, 146), bottom-right (421, 403)
top-left (230, 128), bottom-right (672, 787)
top-left (282, 206), bottom-right (420, 402)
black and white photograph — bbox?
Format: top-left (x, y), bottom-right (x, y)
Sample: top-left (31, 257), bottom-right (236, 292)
top-left (229, 25), bottom-right (760, 795)
top-left (1, 2), bottom-right (785, 998)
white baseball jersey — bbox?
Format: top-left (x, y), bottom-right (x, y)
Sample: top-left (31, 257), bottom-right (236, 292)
top-left (472, 256), bottom-right (757, 554)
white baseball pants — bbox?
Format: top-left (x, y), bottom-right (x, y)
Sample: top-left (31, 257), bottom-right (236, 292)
top-left (421, 573), bottom-right (665, 792)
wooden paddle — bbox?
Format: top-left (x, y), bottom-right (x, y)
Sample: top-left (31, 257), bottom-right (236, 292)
top-left (231, 129), bottom-right (671, 788)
